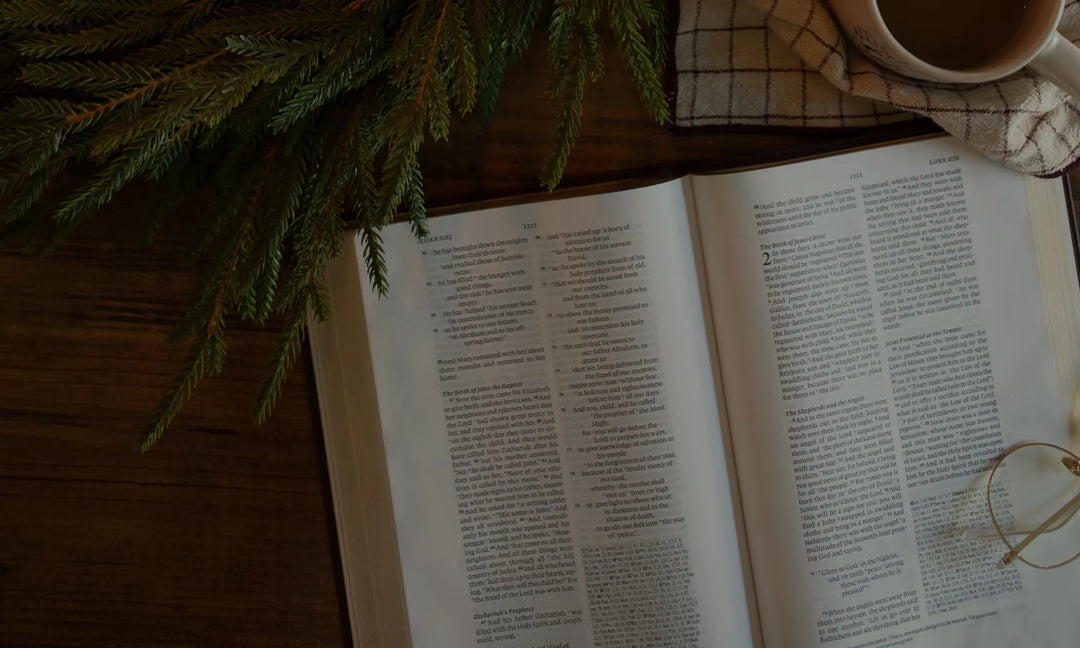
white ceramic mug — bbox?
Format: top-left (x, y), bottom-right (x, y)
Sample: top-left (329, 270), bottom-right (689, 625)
top-left (829, 0), bottom-right (1080, 101)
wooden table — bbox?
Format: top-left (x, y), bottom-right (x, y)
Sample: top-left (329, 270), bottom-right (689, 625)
top-left (0, 39), bottom-right (1070, 648)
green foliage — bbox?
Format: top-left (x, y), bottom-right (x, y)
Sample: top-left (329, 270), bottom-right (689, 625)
top-left (0, 0), bottom-right (670, 450)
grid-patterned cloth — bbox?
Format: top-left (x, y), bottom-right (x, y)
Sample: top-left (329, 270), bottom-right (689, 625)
top-left (674, 0), bottom-right (1080, 176)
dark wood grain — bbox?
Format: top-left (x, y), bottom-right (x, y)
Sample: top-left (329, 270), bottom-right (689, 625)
top-left (0, 34), bottom-right (1073, 648)
top-left (0, 198), bottom-right (351, 646)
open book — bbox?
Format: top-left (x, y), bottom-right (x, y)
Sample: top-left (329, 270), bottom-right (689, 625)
top-left (310, 137), bottom-right (1080, 648)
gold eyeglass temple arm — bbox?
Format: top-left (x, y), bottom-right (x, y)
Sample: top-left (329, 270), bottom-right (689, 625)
top-left (998, 489), bottom-right (1080, 569)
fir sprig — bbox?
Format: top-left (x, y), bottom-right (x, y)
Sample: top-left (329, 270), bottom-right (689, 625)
top-left (0, 0), bottom-right (671, 450)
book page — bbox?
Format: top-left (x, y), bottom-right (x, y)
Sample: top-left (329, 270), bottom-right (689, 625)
top-left (692, 137), bottom-right (1080, 648)
top-left (359, 181), bottom-right (752, 647)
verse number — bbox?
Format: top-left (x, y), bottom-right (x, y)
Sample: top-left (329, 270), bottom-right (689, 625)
top-left (523, 223), bottom-right (537, 230)
top-left (762, 252), bottom-right (772, 266)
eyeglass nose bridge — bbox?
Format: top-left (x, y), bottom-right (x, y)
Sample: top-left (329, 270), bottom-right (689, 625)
top-left (1063, 455), bottom-right (1080, 476)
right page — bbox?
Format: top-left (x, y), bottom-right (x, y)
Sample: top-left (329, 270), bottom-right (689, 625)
top-left (691, 136), bottom-right (1080, 648)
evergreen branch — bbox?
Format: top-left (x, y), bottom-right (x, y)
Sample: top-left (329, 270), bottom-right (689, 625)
top-left (133, 34), bottom-right (224, 68)
top-left (64, 49), bottom-right (228, 126)
top-left (252, 146), bottom-right (344, 421)
top-left (195, 6), bottom-right (348, 40)
top-left (0, 1), bottom-right (80, 29)
top-left (541, 62), bottom-right (586, 191)
top-left (475, 0), bottom-right (543, 120)
top-left (442, 0), bottom-right (478, 114)
top-left (0, 159), bottom-right (64, 224)
top-left (189, 68), bottom-right (263, 129)
top-left (609, 0), bottom-right (669, 124)
top-left (341, 99), bottom-right (380, 229)
top-left (19, 60), bottom-right (161, 93)
top-left (0, 128), bottom-right (97, 217)
top-left (178, 186), bottom-right (247, 295)
top-left (86, 89), bottom-right (201, 160)
top-left (268, 29), bottom-right (388, 133)
top-left (136, 325), bottom-right (227, 452)
top-left (424, 70), bottom-right (452, 140)
top-left (239, 131), bottom-right (314, 323)
top-left (251, 240), bottom-right (334, 423)
top-left (359, 218), bottom-right (389, 296)
top-left (168, 174), bottom-right (260, 347)
top-left (0, 1), bottom-right (156, 29)
top-left (9, 96), bottom-right (95, 122)
top-left (225, 33), bottom-right (318, 60)
top-left (0, 118), bottom-right (63, 169)
top-left (542, 0), bottom-right (605, 190)
top-left (141, 146), bottom-right (211, 244)
top-left (52, 123), bottom-right (195, 227)
top-left (221, 151), bottom-right (277, 321)
top-left (406, 162), bottom-right (428, 239)
top-left (16, 8), bottom-right (185, 57)
top-left (252, 307), bottom-right (306, 425)
top-left (415, 0), bottom-right (452, 109)
top-left (0, 0), bottom-right (671, 449)
top-left (373, 99), bottom-right (424, 226)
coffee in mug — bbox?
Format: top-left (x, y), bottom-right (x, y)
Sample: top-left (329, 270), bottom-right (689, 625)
top-left (876, 0), bottom-right (1031, 70)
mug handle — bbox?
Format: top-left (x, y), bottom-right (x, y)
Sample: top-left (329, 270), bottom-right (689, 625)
top-left (1029, 31), bottom-right (1080, 103)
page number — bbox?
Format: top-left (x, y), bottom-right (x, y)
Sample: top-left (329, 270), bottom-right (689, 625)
top-left (851, 172), bottom-right (863, 180)
top-left (523, 223), bottom-right (537, 230)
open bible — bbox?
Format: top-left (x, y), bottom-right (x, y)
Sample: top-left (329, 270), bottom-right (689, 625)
top-left (310, 136), bottom-right (1080, 648)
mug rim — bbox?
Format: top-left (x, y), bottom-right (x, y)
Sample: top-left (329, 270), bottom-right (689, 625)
top-left (866, 0), bottom-right (1065, 84)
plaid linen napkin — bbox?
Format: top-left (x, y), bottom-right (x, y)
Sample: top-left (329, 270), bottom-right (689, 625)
top-left (674, 0), bottom-right (1080, 176)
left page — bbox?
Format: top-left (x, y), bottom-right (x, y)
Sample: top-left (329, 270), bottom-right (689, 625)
top-left (358, 181), bottom-right (751, 647)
